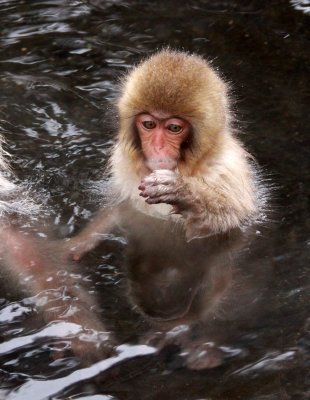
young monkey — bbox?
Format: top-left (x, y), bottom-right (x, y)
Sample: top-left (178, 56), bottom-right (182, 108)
top-left (68, 49), bottom-right (264, 258)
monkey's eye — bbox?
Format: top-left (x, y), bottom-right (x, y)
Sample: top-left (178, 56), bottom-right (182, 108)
top-left (142, 120), bottom-right (156, 129)
top-left (167, 124), bottom-right (182, 134)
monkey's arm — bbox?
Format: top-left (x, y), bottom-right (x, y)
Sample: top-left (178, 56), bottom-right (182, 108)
top-left (65, 207), bottom-right (118, 260)
top-left (139, 167), bottom-right (257, 240)
top-left (0, 227), bottom-right (115, 363)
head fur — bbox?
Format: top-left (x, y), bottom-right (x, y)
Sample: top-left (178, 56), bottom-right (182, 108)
top-left (116, 49), bottom-right (231, 176)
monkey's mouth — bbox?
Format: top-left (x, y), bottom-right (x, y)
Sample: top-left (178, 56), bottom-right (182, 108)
top-left (147, 158), bottom-right (177, 171)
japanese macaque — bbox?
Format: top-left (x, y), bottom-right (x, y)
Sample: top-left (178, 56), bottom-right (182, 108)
top-left (67, 49), bottom-right (264, 258)
top-left (60, 50), bottom-right (269, 370)
top-left (113, 49), bottom-right (261, 235)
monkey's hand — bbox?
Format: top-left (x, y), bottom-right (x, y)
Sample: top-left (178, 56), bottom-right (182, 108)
top-left (63, 208), bottom-right (118, 261)
top-left (139, 167), bottom-right (256, 240)
top-left (63, 237), bottom-right (95, 261)
top-left (138, 170), bottom-right (204, 215)
top-left (138, 170), bottom-right (217, 240)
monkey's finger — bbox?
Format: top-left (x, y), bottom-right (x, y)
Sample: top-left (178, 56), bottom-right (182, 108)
top-left (145, 194), bottom-right (179, 205)
top-left (138, 182), bottom-right (168, 191)
top-left (72, 253), bottom-right (82, 261)
top-left (141, 176), bottom-right (175, 187)
top-left (140, 184), bottom-right (177, 198)
top-left (142, 170), bottom-right (176, 184)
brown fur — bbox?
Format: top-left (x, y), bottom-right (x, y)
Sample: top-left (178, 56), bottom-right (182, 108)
top-left (116, 50), bottom-right (229, 174)
top-left (108, 50), bottom-right (263, 239)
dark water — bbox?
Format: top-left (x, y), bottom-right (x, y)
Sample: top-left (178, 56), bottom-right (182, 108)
top-left (0, 0), bottom-right (309, 399)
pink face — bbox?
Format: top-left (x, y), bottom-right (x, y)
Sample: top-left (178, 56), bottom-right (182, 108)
top-left (135, 113), bottom-right (190, 171)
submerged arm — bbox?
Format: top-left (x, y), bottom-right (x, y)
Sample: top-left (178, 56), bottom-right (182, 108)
top-left (65, 206), bottom-right (118, 260)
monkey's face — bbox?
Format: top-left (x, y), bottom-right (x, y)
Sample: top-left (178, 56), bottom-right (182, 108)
top-left (135, 112), bottom-right (190, 171)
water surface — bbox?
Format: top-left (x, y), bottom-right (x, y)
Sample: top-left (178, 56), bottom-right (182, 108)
top-left (0, 1), bottom-right (309, 399)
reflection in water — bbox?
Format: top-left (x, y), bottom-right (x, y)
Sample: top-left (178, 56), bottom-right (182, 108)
top-left (0, 0), bottom-right (308, 399)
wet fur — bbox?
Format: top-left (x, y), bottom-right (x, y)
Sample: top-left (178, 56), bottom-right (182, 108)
top-left (109, 50), bottom-right (266, 238)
